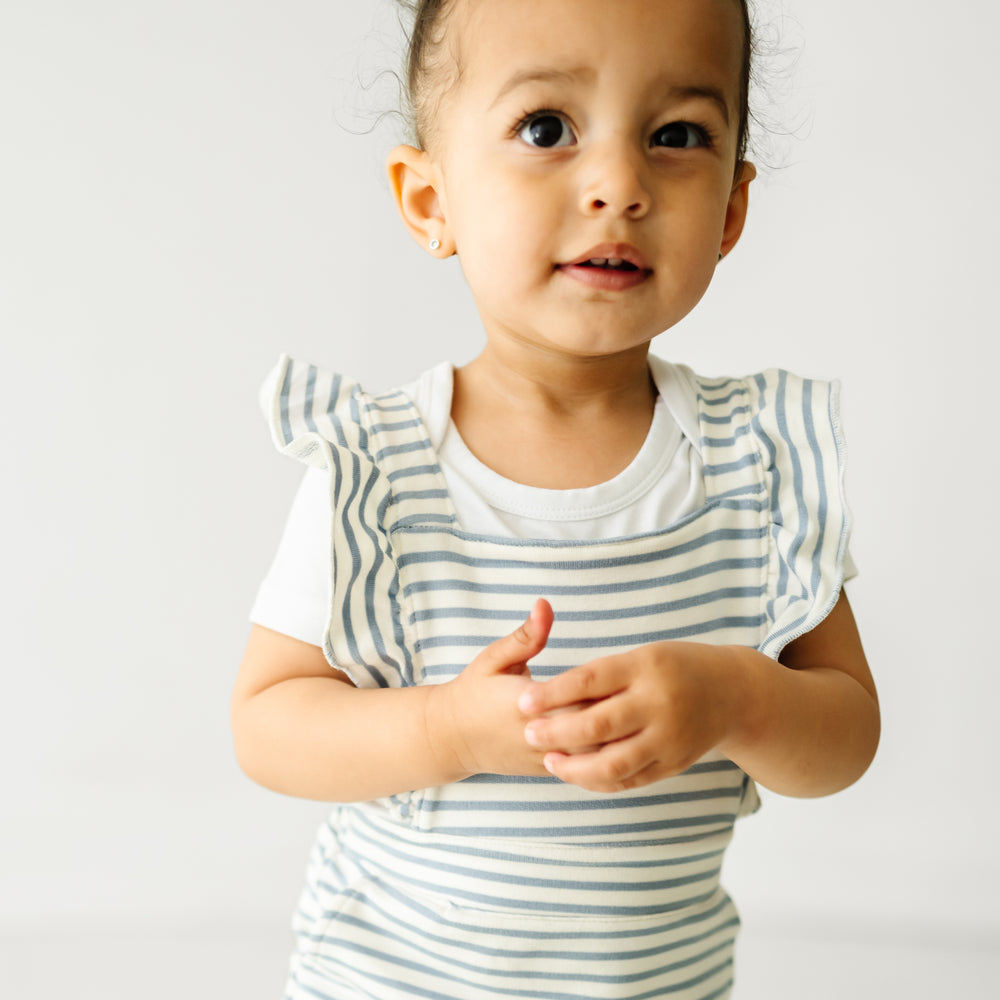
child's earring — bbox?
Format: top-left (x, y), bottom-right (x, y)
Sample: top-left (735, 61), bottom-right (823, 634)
top-left (429, 238), bottom-right (441, 252)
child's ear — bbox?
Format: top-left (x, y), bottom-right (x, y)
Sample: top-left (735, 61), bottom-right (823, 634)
top-left (386, 144), bottom-right (452, 256)
top-left (720, 161), bottom-right (756, 258)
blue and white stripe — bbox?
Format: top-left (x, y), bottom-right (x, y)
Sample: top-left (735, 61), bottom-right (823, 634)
top-left (262, 355), bottom-right (850, 1000)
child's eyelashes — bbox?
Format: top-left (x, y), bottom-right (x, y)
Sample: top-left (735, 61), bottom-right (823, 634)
top-left (515, 111), bottom-right (576, 149)
top-left (650, 122), bottom-right (714, 150)
top-left (513, 112), bottom-right (714, 152)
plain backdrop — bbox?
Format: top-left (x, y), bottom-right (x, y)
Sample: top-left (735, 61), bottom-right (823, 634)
top-left (2, 0), bottom-right (998, 997)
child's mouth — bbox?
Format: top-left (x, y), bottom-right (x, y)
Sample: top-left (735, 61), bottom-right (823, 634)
top-left (577, 258), bottom-right (639, 271)
top-left (558, 247), bottom-right (650, 291)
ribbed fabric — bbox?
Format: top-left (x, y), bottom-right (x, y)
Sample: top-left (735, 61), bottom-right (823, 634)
top-left (258, 354), bottom-right (851, 1000)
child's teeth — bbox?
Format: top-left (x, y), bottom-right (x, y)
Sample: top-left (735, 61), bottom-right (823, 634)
top-left (589, 257), bottom-right (608, 266)
top-left (607, 258), bottom-right (623, 267)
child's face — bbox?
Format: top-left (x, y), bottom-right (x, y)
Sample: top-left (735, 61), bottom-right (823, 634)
top-left (397, 0), bottom-right (753, 360)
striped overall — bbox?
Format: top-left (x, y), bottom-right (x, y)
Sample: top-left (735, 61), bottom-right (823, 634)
top-left (261, 355), bottom-right (850, 1000)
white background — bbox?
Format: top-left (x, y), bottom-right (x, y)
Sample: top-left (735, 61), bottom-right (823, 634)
top-left (2, 0), bottom-right (998, 997)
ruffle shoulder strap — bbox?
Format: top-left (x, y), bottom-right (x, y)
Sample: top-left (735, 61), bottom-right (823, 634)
top-left (748, 369), bottom-right (852, 659)
top-left (260, 354), bottom-right (374, 467)
top-left (259, 355), bottom-right (416, 689)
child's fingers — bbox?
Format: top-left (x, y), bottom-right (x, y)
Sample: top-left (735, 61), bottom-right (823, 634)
top-left (524, 695), bottom-right (638, 753)
top-left (518, 655), bottom-right (624, 714)
top-left (472, 598), bottom-right (553, 675)
top-left (542, 741), bottom-right (662, 794)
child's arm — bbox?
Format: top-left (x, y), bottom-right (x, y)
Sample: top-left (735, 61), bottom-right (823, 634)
top-left (231, 601), bottom-right (555, 802)
top-left (517, 592), bottom-right (879, 798)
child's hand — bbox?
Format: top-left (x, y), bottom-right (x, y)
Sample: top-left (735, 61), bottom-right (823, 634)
top-left (517, 642), bottom-right (741, 793)
top-left (426, 598), bottom-right (555, 781)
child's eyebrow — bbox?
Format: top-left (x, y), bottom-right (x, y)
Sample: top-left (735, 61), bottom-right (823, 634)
top-left (488, 67), bottom-right (591, 111)
top-left (489, 68), bottom-right (731, 126)
top-left (670, 85), bottom-right (731, 126)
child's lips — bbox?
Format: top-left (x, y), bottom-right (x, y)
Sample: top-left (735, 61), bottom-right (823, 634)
top-left (559, 263), bottom-right (651, 291)
top-left (557, 242), bottom-right (652, 290)
top-left (564, 242), bottom-right (650, 270)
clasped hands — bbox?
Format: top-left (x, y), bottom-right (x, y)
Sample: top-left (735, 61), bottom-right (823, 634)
top-left (430, 598), bottom-right (744, 794)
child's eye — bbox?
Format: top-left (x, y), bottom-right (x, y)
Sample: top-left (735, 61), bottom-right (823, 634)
top-left (651, 122), bottom-right (709, 149)
top-left (517, 112), bottom-right (575, 149)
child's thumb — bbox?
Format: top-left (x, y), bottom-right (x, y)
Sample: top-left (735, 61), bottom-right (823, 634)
top-left (478, 598), bottom-right (553, 674)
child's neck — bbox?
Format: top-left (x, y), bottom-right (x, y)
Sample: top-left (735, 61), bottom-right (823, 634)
top-left (451, 344), bottom-right (657, 491)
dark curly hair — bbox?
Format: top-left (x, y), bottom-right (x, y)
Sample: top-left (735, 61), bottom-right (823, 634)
top-left (397, 0), bottom-right (755, 165)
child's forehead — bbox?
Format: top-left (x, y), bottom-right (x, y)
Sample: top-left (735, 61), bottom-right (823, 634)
top-left (447, 0), bottom-right (744, 99)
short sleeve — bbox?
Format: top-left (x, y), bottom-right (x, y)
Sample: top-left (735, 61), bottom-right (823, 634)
top-left (257, 356), bottom-right (416, 689)
top-left (250, 467), bottom-right (331, 646)
top-left (749, 370), bottom-right (852, 659)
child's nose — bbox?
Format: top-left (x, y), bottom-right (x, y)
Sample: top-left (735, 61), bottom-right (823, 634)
top-left (579, 141), bottom-right (651, 220)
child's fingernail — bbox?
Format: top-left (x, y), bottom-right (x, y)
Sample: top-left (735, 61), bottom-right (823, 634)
top-left (524, 724), bottom-right (541, 746)
top-left (543, 754), bottom-right (558, 774)
top-left (518, 690), bottom-right (536, 712)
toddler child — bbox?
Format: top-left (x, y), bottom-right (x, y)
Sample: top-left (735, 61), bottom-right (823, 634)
top-left (232, 1), bottom-right (880, 997)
